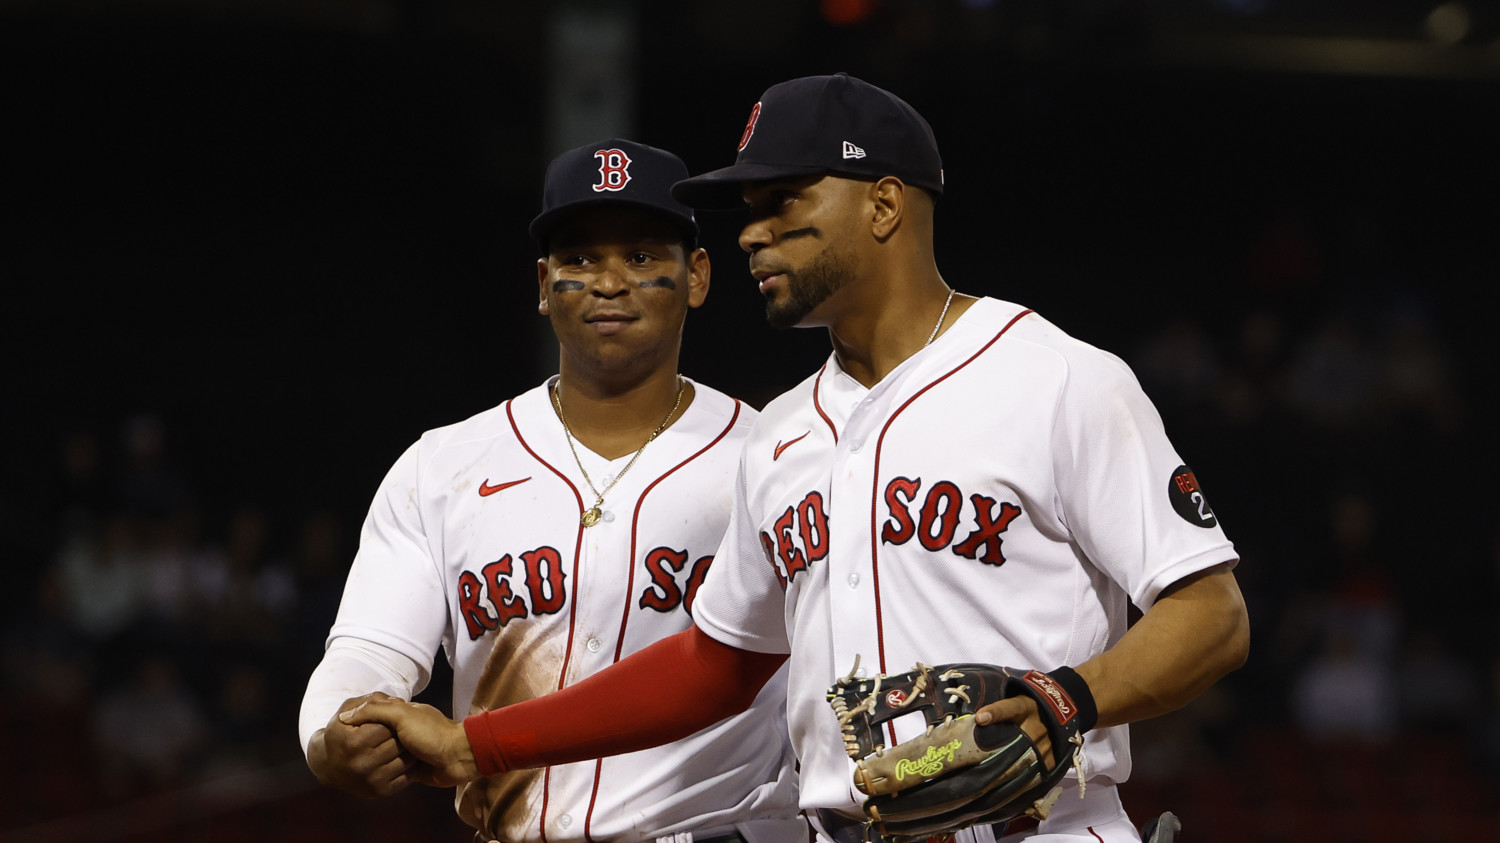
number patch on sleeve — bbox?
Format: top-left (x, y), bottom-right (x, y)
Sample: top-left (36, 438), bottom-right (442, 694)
top-left (1168, 464), bottom-right (1218, 528)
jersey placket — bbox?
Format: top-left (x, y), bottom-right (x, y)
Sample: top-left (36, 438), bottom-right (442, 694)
top-left (567, 448), bottom-right (637, 685)
top-left (823, 377), bottom-right (888, 687)
top-left (549, 447), bottom-right (638, 842)
top-left (824, 346), bottom-right (956, 725)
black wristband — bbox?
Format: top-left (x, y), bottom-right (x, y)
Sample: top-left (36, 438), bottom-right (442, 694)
top-left (1046, 665), bottom-right (1099, 734)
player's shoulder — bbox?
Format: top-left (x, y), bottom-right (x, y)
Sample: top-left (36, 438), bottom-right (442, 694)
top-left (677, 377), bottom-right (760, 452)
top-left (734, 365), bottom-right (823, 445)
top-left (971, 297), bottom-right (1140, 389)
top-left (366, 388), bottom-right (532, 496)
top-left (409, 381), bottom-right (547, 456)
top-left (685, 378), bottom-right (759, 428)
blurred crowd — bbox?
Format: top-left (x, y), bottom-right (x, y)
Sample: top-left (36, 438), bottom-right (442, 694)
top-left (3, 413), bottom-right (349, 836)
top-left (1104, 213), bottom-right (1500, 839)
top-left (4, 225), bottom-right (1496, 842)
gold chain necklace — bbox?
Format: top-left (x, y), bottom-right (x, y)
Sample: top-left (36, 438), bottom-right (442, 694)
top-left (552, 376), bottom-right (685, 527)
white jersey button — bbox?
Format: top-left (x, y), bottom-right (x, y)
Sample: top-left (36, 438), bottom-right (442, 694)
top-left (849, 439), bottom-right (864, 453)
top-left (847, 573), bottom-right (860, 588)
top-left (558, 814), bottom-right (573, 829)
top-left (586, 637), bottom-right (602, 653)
top-left (602, 510), bottom-right (616, 523)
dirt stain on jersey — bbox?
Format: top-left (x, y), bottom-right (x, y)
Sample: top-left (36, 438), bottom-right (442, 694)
top-left (458, 624), bottom-right (567, 839)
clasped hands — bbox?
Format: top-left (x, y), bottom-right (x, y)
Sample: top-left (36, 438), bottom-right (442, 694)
top-left (311, 692), bottom-right (1048, 800)
top-left (309, 692), bottom-right (480, 797)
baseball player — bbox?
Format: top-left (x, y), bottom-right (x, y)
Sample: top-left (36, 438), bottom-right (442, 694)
top-left (343, 76), bottom-right (1250, 843)
top-left (299, 138), bottom-right (805, 843)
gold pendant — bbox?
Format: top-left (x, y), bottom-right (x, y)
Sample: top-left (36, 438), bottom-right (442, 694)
top-left (580, 507), bottom-right (602, 527)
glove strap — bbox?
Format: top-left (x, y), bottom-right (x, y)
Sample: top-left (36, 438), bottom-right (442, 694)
top-left (1043, 666), bottom-right (1099, 734)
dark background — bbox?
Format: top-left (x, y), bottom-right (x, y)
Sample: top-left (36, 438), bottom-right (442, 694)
top-left (4, 1), bottom-right (1498, 841)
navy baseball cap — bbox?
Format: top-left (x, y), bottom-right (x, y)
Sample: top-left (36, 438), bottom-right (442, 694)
top-left (672, 73), bottom-right (944, 210)
top-left (529, 138), bottom-right (699, 253)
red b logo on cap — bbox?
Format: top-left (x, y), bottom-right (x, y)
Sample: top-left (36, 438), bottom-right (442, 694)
top-left (738, 102), bottom-right (762, 151)
top-left (593, 149), bottom-right (632, 192)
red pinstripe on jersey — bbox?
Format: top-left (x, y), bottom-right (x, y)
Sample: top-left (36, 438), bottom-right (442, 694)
top-left (866, 309), bottom-right (1034, 751)
top-left (583, 399), bottom-right (746, 840)
top-left (506, 397), bottom-right (590, 843)
top-left (812, 362), bottom-right (840, 443)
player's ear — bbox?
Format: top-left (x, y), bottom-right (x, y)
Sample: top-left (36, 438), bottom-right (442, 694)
top-left (870, 177), bottom-right (906, 241)
top-left (686, 247), bottom-right (710, 309)
top-left (536, 258), bottom-right (550, 315)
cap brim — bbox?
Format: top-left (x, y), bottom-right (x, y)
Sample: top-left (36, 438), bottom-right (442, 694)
top-left (529, 198), bottom-right (698, 252)
top-left (671, 162), bottom-right (836, 210)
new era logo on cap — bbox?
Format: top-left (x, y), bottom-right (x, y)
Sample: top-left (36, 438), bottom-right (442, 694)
top-left (842, 141), bottom-right (866, 160)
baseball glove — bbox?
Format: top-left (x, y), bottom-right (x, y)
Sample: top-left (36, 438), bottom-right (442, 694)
top-left (826, 660), bottom-right (1097, 842)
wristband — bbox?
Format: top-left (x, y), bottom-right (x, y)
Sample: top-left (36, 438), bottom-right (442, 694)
top-left (1043, 665), bottom-right (1098, 734)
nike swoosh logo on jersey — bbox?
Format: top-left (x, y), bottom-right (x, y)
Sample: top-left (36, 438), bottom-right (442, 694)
top-left (478, 477), bottom-right (531, 497)
top-left (773, 432), bottom-right (810, 461)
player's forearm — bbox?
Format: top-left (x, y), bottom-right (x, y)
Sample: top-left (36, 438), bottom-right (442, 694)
top-left (465, 625), bottom-right (787, 776)
top-left (300, 637), bottom-right (426, 756)
top-left (1076, 562), bottom-right (1248, 729)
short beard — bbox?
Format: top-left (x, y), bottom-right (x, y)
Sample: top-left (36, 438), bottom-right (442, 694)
top-left (765, 244), bottom-right (856, 330)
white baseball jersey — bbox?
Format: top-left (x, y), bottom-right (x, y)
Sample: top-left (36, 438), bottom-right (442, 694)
top-left (692, 297), bottom-right (1237, 828)
top-left (325, 376), bottom-right (801, 842)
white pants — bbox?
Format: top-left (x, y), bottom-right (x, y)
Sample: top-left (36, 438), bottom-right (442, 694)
top-left (987, 783), bottom-right (1139, 843)
top-left (990, 818), bottom-right (1140, 843)
top-left (656, 817), bottom-right (812, 843)
top-left (811, 784), bottom-right (1140, 843)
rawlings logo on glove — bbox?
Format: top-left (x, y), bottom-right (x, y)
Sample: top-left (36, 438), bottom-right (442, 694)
top-left (826, 659), bottom-right (1098, 842)
top-left (894, 740), bottom-right (964, 781)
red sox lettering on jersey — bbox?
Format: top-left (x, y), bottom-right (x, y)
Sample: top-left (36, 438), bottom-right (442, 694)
top-left (458, 544), bottom-right (712, 639)
top-left (879, 477), bottom-right (1023, 563)
top-left (761, 480), bottom-right (1023, 587)
top-left (761, 490), bottom-right (830, 587)
top-left (458, 546), bottom-right (568, 638)
top-left (637, 547), bottom-right (714, 614)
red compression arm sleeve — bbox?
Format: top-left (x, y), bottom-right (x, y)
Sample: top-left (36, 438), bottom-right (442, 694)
top-left (462, 626), bottom-right (787, 777)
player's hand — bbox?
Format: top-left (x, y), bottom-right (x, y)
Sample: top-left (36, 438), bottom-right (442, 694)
top-left (307, 692), bottom-right (419, 798)
top-left (975, 695), bottom-right (1055, 769)
top-left (340, 697), bottom-right (481, 786)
